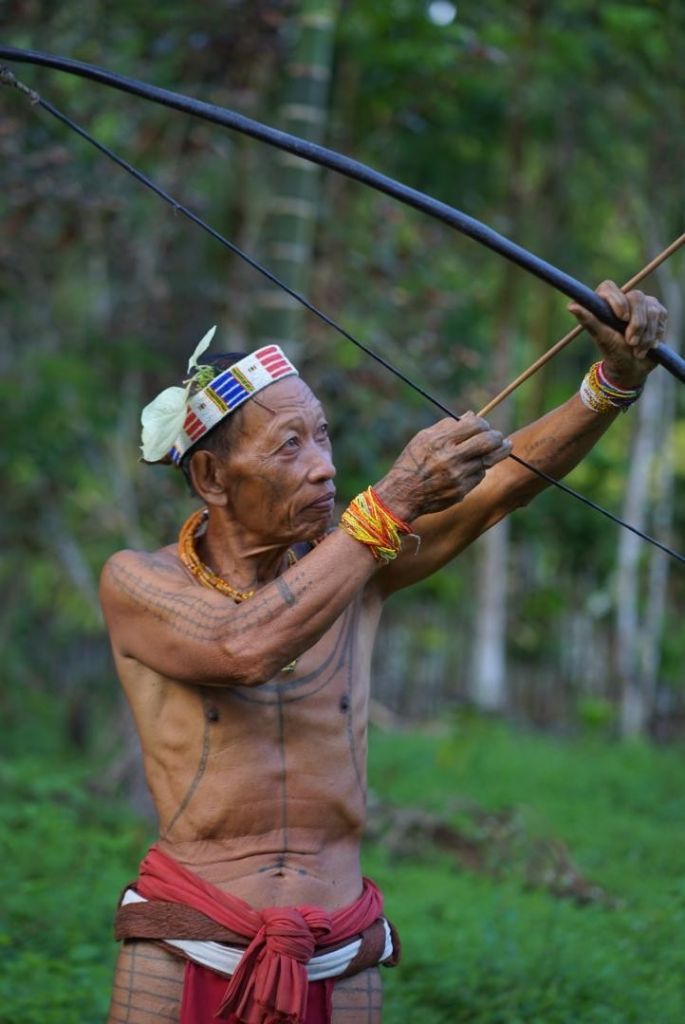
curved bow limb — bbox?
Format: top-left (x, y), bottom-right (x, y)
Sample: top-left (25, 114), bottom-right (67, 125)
top-left (1, 43), bottom-right (685, 384)
top-left (1, 59), bottom-right (684, 566)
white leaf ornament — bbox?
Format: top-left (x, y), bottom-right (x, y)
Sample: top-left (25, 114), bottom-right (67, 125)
top-left (140, 386), bottom-right (189, 462)
top-left (187, 325), bottom-right (217, 374)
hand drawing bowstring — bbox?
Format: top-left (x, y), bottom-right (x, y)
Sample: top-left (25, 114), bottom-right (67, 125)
top-left (1, 51), bottom-right (684, 565)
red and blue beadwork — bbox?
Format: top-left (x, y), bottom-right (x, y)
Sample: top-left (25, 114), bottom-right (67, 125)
top-left (169, 345), bottom-right (298, 464)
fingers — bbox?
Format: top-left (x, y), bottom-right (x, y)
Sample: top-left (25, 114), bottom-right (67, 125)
top-left (482, 437), bottom-right (513, 466)
top-left (457, 427), bottom-right (512, 466)
top-left (622, 288), bottom-right (648, 352)
top-left (431, 412), bottom-right (511, 458)
top-left (569, 280), bottom-right (668, 369)
top-left (387, 412), bottom-right (514, 517)
top-left (630, 293), bottom-right (667, 358)
top-left (596, 280), bottom-right (631, 323)
top-left (434, 409), bottom-right (492, 444)
top-left (440, 413), bottom-right (513, 486)
top-left (568, 282), bottom-right (631, 338)
top-left (460, 436), bottom-right (512, 483)
top-left (618, 290), bottom-right (667, 360)
top-left (421, 412), bottom-right (512, 500)
top-left (387, 409), bottom-right (515, 518)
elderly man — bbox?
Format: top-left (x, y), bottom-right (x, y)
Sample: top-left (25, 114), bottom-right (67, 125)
top-left (100, 281), bottom-right (665, 1024)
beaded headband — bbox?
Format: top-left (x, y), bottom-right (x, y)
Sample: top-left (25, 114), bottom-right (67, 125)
top-left (140, 327), bottom-right (299, 465)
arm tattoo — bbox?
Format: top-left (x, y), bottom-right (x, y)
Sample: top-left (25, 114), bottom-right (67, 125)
top-left (275, 575), bottom-right (297, 607)
top-left (109, 559), bottom-right (239, 641)
top-left (109, 560), bottom-right (312, 642)
top-left (523, 420), bottom-right (605, 463)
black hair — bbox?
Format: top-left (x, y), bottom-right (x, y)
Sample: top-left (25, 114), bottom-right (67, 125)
top-left (179, 351), bottom-right (248, 494)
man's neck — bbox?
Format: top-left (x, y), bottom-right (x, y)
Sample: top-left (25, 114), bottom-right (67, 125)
top-left (197, 509), bottom-right (291, 594)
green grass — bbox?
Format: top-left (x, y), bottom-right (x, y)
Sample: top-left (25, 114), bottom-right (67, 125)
top-left (0, 757), bottom-right (152, 1024)
top-left (1, 720), bottom-right (684, 1022)
top-left (368, 717), bottom-right (685, 1023)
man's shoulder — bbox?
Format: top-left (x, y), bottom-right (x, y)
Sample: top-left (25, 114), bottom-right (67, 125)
top-left (100, 544), bottom-right (188, 609)
top-left (102, 542), bottom-right (182, 576)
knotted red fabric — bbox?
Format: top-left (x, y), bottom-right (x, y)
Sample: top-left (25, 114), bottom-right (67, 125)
top-left (179, 962), bottom-right (334, 1024)
top-left (134, 845), bottom-right (384, 1024)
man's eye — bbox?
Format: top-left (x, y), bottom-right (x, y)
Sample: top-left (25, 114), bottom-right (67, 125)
top-left (283, 436), bottom-right (299, 449)
top-left (317, 423), bottom-right (329, 438)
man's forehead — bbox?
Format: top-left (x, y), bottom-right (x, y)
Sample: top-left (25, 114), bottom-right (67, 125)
top-left (245, 376), bottom-right (324, 421)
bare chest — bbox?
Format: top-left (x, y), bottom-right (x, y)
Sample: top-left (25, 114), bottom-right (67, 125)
top-left (191, 599), bottom-right (374, 788)
top-left (131, 596), bottom-right (381, 848)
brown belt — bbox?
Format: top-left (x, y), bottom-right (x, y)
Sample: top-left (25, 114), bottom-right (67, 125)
top-left (115, 897), bottom-right (400, 978)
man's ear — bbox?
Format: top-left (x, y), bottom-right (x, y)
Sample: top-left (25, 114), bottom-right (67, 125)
top-left (188, 450), bottom-right (228, 507)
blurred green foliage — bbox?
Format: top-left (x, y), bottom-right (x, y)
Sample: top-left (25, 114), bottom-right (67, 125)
top-left (2, 0), bottom-right (685, 740)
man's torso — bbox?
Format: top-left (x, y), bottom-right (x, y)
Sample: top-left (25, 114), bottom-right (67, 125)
top-left (108, 543), bottom-right (384, 911)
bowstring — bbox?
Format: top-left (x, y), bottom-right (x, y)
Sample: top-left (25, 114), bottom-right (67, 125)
top-left (3, 68), bottom-right (684, 567)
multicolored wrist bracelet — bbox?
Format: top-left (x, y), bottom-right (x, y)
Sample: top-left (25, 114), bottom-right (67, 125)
top-left (579, 361), bottom-right (644, 414)
top-left (339, 486), bottom-right (415, 563)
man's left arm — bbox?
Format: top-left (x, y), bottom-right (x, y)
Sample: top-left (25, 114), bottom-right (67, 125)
top-left (375, 280), bottom-right (667, 597)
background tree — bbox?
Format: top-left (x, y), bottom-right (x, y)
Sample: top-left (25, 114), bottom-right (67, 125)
top-left (249, 0), bottom-right (339, 352)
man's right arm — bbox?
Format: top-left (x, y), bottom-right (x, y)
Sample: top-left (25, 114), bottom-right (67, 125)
top-left (100, 533), bottom-right (379, 687)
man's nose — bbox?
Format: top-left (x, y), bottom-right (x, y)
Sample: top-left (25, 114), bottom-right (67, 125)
top-left (307, 445), bottom-right (336, 481)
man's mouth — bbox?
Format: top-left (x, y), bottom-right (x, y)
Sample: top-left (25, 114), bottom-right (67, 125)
top-left (306, 491), bottom-right (336, 511)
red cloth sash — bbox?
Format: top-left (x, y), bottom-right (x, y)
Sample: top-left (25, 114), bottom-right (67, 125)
top-left (134, 845), bottom-right (384, 1024)
top-left (180, 962), bottom-right (334, 1024)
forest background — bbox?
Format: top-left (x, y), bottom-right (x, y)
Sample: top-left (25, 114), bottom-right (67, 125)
top-left (1, 1), bottom-right (685, 1022)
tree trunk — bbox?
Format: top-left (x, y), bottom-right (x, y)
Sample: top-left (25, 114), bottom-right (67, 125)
top-left (467, 4), bottom-right (539, 711)
top-left (470, 516), bottom-right (511, 711)
top-left (468, 261), bottom-right (518, 711)
top-left (250, 0), bottom-right (339, 352)
top-left (617, 246), bottom-right (682, 737)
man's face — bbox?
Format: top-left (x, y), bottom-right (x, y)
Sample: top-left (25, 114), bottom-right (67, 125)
top-left (217, 376), bottom-right (336, 543)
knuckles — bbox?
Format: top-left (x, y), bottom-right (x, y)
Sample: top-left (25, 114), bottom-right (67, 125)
top-left (414, 420), bottom-right (508, 471)
top-left (388, 415), bottom-right (513, 518)
top-left (594, 282), bottom-right (667, 347)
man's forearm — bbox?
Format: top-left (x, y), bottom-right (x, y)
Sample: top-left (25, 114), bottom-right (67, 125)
top-left (373, 393), bottom-right (625, 596)
top-left (502, 393), bottom-right (621, 507)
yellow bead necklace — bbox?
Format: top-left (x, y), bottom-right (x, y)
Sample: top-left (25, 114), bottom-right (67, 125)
top-left (178, 507), bottom-right (298, 672)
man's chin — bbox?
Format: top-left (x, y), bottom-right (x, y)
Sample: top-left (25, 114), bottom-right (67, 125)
top-left (298, 508), bottom-right (335, 541)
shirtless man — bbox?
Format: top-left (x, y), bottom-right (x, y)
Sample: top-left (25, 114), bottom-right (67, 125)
top-left (100, 282), bottom-right (665, 1024)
